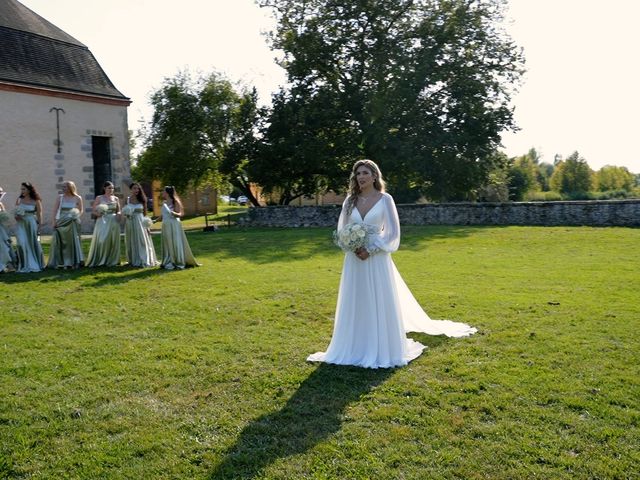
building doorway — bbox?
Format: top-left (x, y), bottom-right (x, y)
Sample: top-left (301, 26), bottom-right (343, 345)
top-left (92, 136), bottom-right (112, 195)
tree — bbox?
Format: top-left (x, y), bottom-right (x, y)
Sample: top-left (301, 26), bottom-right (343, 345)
top-left (477, 150), bottom-right (510, 202)
top-left (258, 0), bottom-right (524, 200)
top-left (506, 149), bottom-right (540, 200)
top-left (536, 162), bottom-right (554, 192)
top-left (594, 165), bottom-right (635, 192)
top-left (254, 87), bottom-right (360, 204)
top-left (550, 151), bottom-right (593, 195)
top-left (506, 165), bottom-right (532, 201)
top-left (133, 72), bottom-right (211, 192)
top-left (220, 87), bottom-right (265, 207)
top-left (135, 71), bottom-right (261, 200)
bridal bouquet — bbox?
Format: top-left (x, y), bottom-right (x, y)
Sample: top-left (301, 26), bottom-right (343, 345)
top-left (12, 206), bottom-right (25, 218)
top-left (121, 204), bottom-right (135, 218)
top-left (0, 211), bottom-right (11, 225)
top-left (94, 204), bottom-right (109, 217)
top-left (334, 222), bottom-right (368, 252)
top-left (142, 216), bottom-right (153, 229)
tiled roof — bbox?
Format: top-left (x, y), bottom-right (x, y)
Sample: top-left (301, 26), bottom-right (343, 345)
top-left (0, 0), bottom-right (128, 100)
top-left (0, 0), bottom-right (84, 46)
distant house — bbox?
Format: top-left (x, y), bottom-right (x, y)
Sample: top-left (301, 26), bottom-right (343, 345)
top-left (0, 0), bottom-right (131, 232)
top-left (148, 181), bottom-right (218, 218)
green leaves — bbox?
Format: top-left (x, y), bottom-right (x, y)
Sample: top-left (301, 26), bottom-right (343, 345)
top-left (135, 71), bottom-right (259, 198)
top-left (259, 0), bottom-right (525, 200)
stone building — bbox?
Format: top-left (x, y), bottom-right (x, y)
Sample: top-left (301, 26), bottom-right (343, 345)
top-left (0, 0), bottom-right (130, 232)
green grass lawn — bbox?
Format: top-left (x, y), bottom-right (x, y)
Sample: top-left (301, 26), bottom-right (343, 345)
top-left (1, 226), bottom-right (638, 479)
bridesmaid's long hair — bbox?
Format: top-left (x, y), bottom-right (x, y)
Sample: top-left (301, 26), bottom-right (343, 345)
top-left (164, 186), bottom-right (182, 209)
top-left (345, 159), bottom-right (385, 215)
top-left (130, 182), bottom-right (148, 216)
top-left (20, 182), bottom-right (41, 201)
top-left (64, 181), bottom-right (78, 196)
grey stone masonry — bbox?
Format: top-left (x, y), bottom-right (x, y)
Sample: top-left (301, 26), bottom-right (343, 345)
top-left (240, 200), bottom-right (640, 227)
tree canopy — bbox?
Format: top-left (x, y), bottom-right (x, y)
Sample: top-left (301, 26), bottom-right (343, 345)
top-left (594, 165), bottom-right (635, 192)
top-left (133, 72), bottom-right (210, 192)
top-left (136, 1), bottom-right (527, 204)
top-left (258, 0), bottom-right (525, 200)
top-left (550, 151), bottom-right (593, 195)
top-left (134, 71), bottom-right (256, 198)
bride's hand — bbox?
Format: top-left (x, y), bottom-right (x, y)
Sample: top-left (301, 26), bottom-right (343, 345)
top-left (355, 247), bottom-right (369, 260)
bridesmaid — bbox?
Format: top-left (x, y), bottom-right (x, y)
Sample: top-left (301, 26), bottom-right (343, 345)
top-left (47, 181), bottom-right (84, 269)
top-left (160, 186), bottom-right (199, 269)
top-left (86, 181), bottom-right (121, 267)
top-left (0, 185), bottom-right (16, 272)
top-left (123, 182), bottom-right (158, 268)
top-left (14, 182), bottom-right (45, 273)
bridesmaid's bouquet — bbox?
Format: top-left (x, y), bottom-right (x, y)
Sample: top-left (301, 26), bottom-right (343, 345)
top-left (121, 204), bottom-right (135, 218)
top-left (68, 208), bottom-right (81, 223)
top-left (0, 211), bottom-right (11, 225)
top-left (142, 216), bottom-right (153, 229)
top-left (94, 204), bottom-right (109, 217)
top-left (334, 223), bottom-right (368, 252)
top-left (12, 206), bottom-right (25, 218)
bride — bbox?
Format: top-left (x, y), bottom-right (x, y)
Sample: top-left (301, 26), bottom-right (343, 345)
top-left (308, 159), bottom-right (477, 368)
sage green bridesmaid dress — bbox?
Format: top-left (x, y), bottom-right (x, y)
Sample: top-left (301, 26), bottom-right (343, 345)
top-left (47, 199), bottom-right (84, 268)
top-left (0, 217), bottom-right (15, 272)
top-left (14, 203), bottom-right (44, 273)
top-left (86, 202), bottom-right (121, 267)
top-left (160, 202), bottom-right (199, 269)
top-left (124, 202), bottom-right (158, 267)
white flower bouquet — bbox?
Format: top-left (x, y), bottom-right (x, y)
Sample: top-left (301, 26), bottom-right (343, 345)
top-left (94, 204), bottom-right (109, 217)
top-left (12, 206), bottom-right (26, 218)
top-left (67, 208), bottom-right (81, 223)
top-left (334, 222), bottom-right (368, 252)
top-left (0, 210), bottom-right (11, 225)
top-left (142, 216), bottom-right (153, 229)
top-left (121, 204), bottom-right (135, 218)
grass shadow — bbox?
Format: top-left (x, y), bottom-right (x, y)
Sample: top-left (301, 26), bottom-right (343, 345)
top-left (80, 265), bottom-right (167, 287)
top-left (0, 265), bottom-right (121, 284)
top-left (0, 262), bottom-right (167, 286)
top-left (187, 228), bottom-right (337, 265)
top-left (2, 226), bottom-right (489, 273)
top-left (408, 332), bottom-right (452, 349)
top-left (398, 224), bottom-right (499, 250)
top-left (189, 225), bottom-right (488, 265)
top-left (208, 364), bottom-right (395, 479)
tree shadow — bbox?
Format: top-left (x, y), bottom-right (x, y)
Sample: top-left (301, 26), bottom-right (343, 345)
top-left (80, 265), bottom-right (167, 287)
top-left (398, 224), bottom-right (498, 250)
top-left (188, 228), bottom-right (337, 265)
top-left (0, 225), bottom-right (492, 276)
top-left (208, 364), bottom-right (395, 479)
top-left (0, 266), bottom-right (111, 284)
top-left (190, 225), bottom-right (488, 265)
top-left (0, 263), bottom-right (168, 286)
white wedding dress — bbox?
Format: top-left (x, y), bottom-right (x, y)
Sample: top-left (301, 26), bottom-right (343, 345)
top-left (308, 193), bottom-right (477, 368)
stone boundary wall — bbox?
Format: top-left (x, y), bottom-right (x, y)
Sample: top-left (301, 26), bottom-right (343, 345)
top-left (241, 200), bottom-right (640, 227)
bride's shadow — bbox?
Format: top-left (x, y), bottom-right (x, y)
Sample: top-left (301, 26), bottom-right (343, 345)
top-left (208, 363), bottom-right (395, 479)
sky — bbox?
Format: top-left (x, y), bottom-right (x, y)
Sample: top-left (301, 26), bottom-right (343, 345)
top-left (18, 0), bottom-right (640, 173)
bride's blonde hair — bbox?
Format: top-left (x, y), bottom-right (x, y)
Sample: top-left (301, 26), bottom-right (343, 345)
top-left (345, 159), bottom-right (385, 215)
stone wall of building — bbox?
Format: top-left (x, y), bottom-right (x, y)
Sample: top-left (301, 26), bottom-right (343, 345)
top-left (240, 200), bottom-right (640, 228)
top-left (0, 90), bottom-right (130, 233)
